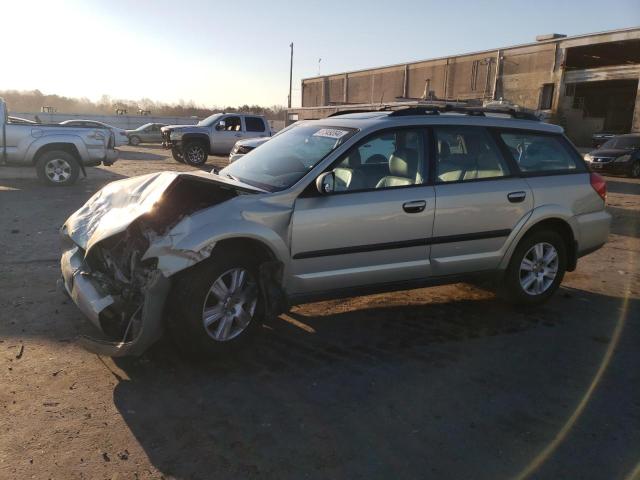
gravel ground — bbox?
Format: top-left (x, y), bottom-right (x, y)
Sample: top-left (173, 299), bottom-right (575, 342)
top-left (0, 146), bottom-right (639, 480)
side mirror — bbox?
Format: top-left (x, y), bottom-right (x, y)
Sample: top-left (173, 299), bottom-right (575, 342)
top-left (316, 171), bottom-right (335, 195)
top-left (216, 120), bottom-right (226, 131)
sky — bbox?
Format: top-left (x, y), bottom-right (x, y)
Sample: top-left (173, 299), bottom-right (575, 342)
top-left (2, 0), bottom-right (639, 108)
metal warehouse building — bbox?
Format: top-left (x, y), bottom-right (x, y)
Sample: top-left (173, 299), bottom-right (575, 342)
top-left (288, 27), bottom-right (640, 146)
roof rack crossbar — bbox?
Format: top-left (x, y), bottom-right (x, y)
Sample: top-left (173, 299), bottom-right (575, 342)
top-left (325, 102), bottom-right (539, 121)
top-left (387, 104), bottom-right (539, 121)
top-left (327, 109), bottom-right (380, 117)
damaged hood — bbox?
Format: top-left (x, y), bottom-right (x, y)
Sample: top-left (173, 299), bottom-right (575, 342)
top-left (63, 171), bottom-right (264, 252)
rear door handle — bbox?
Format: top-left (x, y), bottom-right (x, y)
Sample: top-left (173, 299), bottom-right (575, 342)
top-left (508, 191), bottom-right (526, 203)
top-left (403, 200), bottom-right (426, 213)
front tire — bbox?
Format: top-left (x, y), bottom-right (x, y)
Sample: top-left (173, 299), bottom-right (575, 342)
top-left (35, 151), bottom-right (80, 186)
top-left (171, 148), bottom-right (185, 163)
top-left (183, 141), bottom-right (208, 166)
top-left (503, 230), bottom-right (566, 305)
top-left (129, 135), bottom-right (141, 146)
top-left (166, 250), bottom-right (262, 358)
top-left (630, 160), bottom-right (640, 178)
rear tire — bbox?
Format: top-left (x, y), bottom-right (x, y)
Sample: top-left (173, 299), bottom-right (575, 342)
top-left (183, 141), bottom-right (208, 166)
top-left (171, 148), bottom-right (185, 163)
top-left (35, 151), bottom-right (80, 186)
top-left (166, 250), bottom-right (262, 358)
top-left (129, 135), bottom-right (141, 146)
top-left (502, 230), bottom-right (566, 305)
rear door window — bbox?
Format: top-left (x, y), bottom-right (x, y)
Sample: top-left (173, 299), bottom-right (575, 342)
top-left (245, 117), bottom-right (266, 132)
top-left (434, 126), bottom-right (509, 183)
top-left (499, 132), bottom-right (585, 173)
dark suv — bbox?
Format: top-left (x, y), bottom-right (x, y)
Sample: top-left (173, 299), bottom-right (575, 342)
top-left (584, 134), bottom-right (640, 178)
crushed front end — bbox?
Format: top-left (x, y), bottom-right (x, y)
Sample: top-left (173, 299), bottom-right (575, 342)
top-left (59, 225), bottom-right (170, 357)
top-left (59, 171), bottom-right (253, 356)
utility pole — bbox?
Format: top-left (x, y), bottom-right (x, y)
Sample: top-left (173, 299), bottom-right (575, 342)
top-left (288, 42), bottom-right (294, 109)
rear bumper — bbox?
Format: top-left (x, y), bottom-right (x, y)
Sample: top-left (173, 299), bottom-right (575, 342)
top-left (103, 148), bottom-right (118, 166)
top-left (59, 242), bottom-right (170, 357)
top-left (84, 148), bottom-right (119, 167)
top-left (575, 210), bottom-right (611, 257)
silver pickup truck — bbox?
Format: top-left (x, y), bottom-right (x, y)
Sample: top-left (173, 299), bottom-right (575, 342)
top-left (161, 113), bottom-right (271, 166)
top-left (0, 98), bottom-right (119, 186)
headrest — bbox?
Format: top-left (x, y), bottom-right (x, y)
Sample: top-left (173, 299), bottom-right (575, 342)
top-left (525, 141), bottom-right (553, 158)
top-left (339, 149), bottom-right (361, 169)
top-left (438, 140), bottom-right (451, 158)
top-left (389, 148), bottom-right (418, 178)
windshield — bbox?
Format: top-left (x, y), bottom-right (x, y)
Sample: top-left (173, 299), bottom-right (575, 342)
top-left (197, 113), bottom-right (224, 127)
top-left (220, 124), bottom-right (356, 191)
top-left (601, 136), bottom-right (640, 149)
top-left (136, 123), bottom-right (153, 130)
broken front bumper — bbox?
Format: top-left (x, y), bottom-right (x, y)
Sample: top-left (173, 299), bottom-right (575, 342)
top-left (59, 244), bottom-right (170, 357)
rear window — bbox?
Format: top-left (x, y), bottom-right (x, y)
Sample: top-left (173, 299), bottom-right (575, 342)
top-left (499, 132), bottom-right (585, 173)
top-left (245, 117), bottom-right (266, 132)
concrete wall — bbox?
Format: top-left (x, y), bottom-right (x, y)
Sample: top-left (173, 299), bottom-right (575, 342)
top-left (10, 112), bottom-right (286, 132)
top-left (9, 112), bottom-right (199, 129)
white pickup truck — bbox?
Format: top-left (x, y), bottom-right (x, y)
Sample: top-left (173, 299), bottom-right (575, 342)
top-left (0, 98), bottom-right (119, 186)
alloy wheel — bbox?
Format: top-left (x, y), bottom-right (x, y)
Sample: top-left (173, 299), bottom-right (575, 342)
top-left (201, 268), bottom-right (258, 342)
top-left (519, 242), bottom-right (559, 296)
top-left (44, 158), bottom-right (72, 183)
top-left (187, 145), bottom-right (206, 165)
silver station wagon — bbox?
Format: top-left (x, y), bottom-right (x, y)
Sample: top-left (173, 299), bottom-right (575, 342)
top-left (59, 105), bottom-right (611, 357)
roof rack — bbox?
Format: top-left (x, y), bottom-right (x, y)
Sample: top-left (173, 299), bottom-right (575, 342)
top-left (327, 102), bottom-right (539, 121)
top-left (387, 104), bottom-right (539, 121)
top-left (327, 109), bottom-right (381, 117)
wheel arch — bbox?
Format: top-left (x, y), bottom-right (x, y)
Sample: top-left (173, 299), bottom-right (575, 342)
top-left (507, 215), bottom-right (578, 272)
top-left (182, 133), bottom-right (211, 154)
top-left (31, 141), bottom-right (82, 165)
top-left (210, 237), bottom-right (277, 264)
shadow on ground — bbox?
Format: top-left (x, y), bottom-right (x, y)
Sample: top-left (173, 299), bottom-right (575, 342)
top-left (606, 177), bottom-right (640, 196)
top-left (109, 287), bottom-right (639, 480)
top-left (117, 149), bottom-right (168, 161)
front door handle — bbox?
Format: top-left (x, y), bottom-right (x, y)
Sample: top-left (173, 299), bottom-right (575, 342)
top-left (508, 191), bottom-right (526, 203)
top-left (403, 200), bottom-right (426, 213)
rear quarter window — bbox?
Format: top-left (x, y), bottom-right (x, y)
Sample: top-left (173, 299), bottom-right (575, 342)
top-left (245, 117), bottom-right (266, 132)
top-left (498, 131), bottom-right (586, 174)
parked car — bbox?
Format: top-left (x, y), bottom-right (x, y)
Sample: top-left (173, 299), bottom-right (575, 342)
top-left (228, 137), bottom-right (270, 163)
top-left (228, 124), bottom-right (296, 163)
top-left (126, 123), bottom-right (167, 146)
top-left (592, 131), bottom-right (622, 149)
top-left (0, 98), bottom-right (118, 186)
top-left (60, 105), bottom-right (610, 357)
top-left (60, 119), bottom-right (129, 147)
top-left (161, 113), bottom-right (271, 166)
top-left (584, 134), bottom-right (640, 178)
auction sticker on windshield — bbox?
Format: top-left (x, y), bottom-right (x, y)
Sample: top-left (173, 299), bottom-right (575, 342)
top-left (313, 128), bottom-right (349, 139)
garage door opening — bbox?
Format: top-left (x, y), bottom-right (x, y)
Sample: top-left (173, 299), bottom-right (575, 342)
top-left (570, 79), bottom-right (638, 133)
top-left (565, 39), bottom-right (640, 69)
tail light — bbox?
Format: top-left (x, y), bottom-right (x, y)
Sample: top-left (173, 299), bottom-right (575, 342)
top-left (590, 172), bottom-right (607, 201)
top-left (119, 131), bottom-right (128, 136)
